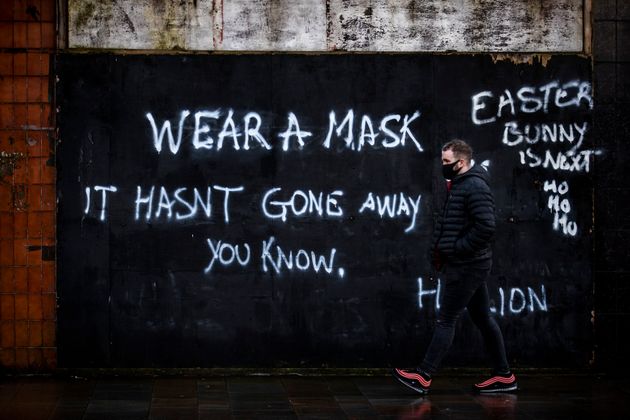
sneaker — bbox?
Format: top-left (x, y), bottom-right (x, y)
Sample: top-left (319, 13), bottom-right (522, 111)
top-left (473, 373), bottom-right (518, 393)
top-left (392, 368), bottom-right (432, 394)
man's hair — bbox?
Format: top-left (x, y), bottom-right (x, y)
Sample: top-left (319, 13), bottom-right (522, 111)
top-left (442, 139), bottom-right (473, 163)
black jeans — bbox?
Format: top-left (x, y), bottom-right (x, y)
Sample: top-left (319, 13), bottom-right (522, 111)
top-left (420, 260), bottom-right (509, 375)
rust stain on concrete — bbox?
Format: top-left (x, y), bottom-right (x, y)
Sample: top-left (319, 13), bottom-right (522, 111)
top-left (212, 0), bottom-right (224, 49)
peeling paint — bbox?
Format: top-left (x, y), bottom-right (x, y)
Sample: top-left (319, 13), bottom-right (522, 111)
top-left (27, 246), bottom-right (56, 260)
top-left (0, 151), bottom-right (25, 180)
top-left (26, 4), bottom-right (41, 20)
top-left (490, 53), bottom-right (554, 67)
top-left (12, 184), bottom-right (28, 211)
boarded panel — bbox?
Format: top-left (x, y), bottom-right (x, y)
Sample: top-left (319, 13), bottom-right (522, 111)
top-left (56, 54), bottom-right (593, 368)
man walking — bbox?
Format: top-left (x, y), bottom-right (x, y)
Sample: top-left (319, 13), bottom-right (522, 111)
top-left (393, 139), bottom-right (517, 394)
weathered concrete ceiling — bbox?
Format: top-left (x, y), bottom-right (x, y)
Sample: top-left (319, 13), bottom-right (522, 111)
top-left (68, 0), bottom-right (584, 52)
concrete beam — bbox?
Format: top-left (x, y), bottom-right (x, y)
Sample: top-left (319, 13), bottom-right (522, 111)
top-left (68, 0), bottom-right (584, 52)
top-left (327, 0), bottom-right (583, 52)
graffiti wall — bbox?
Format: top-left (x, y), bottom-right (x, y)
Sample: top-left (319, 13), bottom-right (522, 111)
top-left (56, 54), bottom-right (593, 367)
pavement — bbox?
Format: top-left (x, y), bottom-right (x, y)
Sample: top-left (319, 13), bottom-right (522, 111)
top-left (0, 373), bottom-right (628, 419)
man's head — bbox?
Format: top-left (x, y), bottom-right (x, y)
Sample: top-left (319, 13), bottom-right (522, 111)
top-left (441, 139), bottom-right (472, 178)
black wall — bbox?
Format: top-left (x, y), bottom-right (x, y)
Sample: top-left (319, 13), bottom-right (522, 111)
top-left (593, 1), bottom-right (630, 374)
top-left (56, 54), bottom-right (593, 368)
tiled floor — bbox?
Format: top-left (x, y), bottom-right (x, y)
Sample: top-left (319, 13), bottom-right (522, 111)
top-left (0, 373), bottom-right (628, 419)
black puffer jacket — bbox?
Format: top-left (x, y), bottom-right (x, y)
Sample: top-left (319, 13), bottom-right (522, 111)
top-left (432, 164), bottom-right (496, 265)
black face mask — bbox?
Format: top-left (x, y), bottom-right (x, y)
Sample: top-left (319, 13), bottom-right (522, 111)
top-left (442, 160), bottom-right (461, 179)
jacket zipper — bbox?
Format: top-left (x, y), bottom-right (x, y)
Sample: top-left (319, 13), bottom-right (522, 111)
top-left (435, 187), bottom-right (452, 252)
